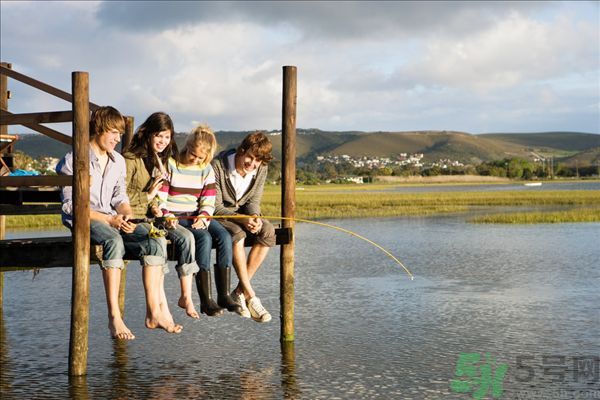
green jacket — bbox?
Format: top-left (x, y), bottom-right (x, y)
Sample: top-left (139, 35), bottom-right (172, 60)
top-left (123, 153), bottom-right (153, 219)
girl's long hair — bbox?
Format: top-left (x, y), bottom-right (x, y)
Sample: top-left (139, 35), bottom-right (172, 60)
top-left (125, 112), bottom-right (178, 174)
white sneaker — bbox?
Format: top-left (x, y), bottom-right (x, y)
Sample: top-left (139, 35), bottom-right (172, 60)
top-left (231, 291), bottom-right (250, 318)
top-left (247, 296), bottom-right (272, 323)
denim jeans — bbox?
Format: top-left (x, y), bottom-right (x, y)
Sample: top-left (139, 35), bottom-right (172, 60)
top-left (166, 224), bottom-right (200, 278)
top-left (90, 220), bottom-right (167, 271)
top-left (178, 219), bottom-right (233, 271)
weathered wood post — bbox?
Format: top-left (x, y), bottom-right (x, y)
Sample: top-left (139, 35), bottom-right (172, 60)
top-left (117, 116), bottom-right (134, 317)
top-left (0, 62), bottom-right (10, 310)
top-left (280, 66), bottom-right (297, 342)
top-left (69, 71), bottom-right (91, 376)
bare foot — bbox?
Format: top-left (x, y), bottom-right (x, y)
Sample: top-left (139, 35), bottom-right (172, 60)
top-left (178, 296), bottom-right (200, 319)
top-left (145, 312), bottom-right (183, 334)
top-left (109, 317), bottom-right (135, 340)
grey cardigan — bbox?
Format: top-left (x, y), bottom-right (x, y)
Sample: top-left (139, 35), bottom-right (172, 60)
top-left (211, 149), bottom-right (268, 216)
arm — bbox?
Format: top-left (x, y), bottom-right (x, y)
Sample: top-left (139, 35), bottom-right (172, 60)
top-left (194, 166), bottom-right (216, 228)
top-left (212, 158), bottom-right (236, 216)
top-left (56, 152), bottom-right (73, 218)
top-left (243, 165), bottom-right (267, 216)
top-left (111, 158), bottom-right (130, 213)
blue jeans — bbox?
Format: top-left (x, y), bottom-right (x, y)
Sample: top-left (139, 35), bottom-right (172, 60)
top-left (90, 220), bottom-right (167, 271)
top-left (167, 224), bottom-right (200, 278)
top-left (178, 219), bottom-right (233, 272)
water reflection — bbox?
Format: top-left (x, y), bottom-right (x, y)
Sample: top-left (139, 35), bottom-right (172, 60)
top-left (2, 216), bottom-right (599, 398)
top-left (68, 376), bottom-right (89, 400)
top-left (281, 341), bottom-right (300, 399)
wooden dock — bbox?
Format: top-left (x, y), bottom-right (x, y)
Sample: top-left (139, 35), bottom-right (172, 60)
top-left (0, 62), bottom-right (297, 376)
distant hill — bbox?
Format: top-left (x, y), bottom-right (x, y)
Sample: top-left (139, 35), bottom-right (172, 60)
top-left (11, 129), bottom-right (600, 166)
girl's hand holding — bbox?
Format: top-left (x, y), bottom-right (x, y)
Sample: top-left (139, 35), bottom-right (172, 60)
top-left (192, 217), bottom-right (208, 230)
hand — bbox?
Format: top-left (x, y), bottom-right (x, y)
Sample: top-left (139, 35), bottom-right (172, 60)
top-left (192, 216), bottom-right (208, 230)
top-left (247, 216), bottom-right (262, 234)
top-left (150, 205), bottom-right (163, 217)
top-left (147, 177), bottom-right (164, 200)
top-left (164, 216), bottom-right (178, 230)
top-left (120, 214), bottom-right (136, 233)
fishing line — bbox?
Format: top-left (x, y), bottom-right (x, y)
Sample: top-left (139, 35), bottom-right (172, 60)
top-left (136, 214), bottom-right (414, 280)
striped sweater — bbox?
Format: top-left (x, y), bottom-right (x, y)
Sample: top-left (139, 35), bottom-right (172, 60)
top-left (157, 157), bottom-right (216, 218)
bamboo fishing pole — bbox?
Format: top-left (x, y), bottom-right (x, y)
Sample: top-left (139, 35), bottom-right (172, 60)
top-left (132, 214), bottom-right (415, 280)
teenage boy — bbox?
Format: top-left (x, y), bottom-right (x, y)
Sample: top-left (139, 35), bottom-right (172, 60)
top-left (211, 131), bottom-right (275, 323)
top-left (57, 106), bottom-right (182, 339)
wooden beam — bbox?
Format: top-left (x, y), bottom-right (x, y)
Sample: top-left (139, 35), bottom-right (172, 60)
top-left (0, 175), bottom-right (72, 187)
top-left (0, 228), bottom-right (292, 270)
top-left (0, 65), bottom-right (100, 110)
top-left (1, 110), bottom-right (73, 145)
top-left (0, 110), bottom-right (73, 125)
top-left (0, 204), bottom-right (61, 215)
top-left (0, 187), bottom-right (61, 205)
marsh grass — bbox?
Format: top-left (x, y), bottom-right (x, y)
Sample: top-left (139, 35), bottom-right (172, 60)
top-left (469, 208), bottom-right (600, 224)
top-left (5, 186), bottom-right (600, 228)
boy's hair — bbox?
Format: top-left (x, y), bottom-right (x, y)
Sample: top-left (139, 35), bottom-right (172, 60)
top-left (125, 111), bottom-right (178, 169)
top-left (236, 131), bottom-right (273, 164)
top-left (180, 124), bottom-right (217, 164)
top-left (89, 106), bottom-right (125, 138)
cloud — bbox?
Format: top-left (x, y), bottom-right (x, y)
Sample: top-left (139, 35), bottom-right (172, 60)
top-left (1, 1), bottom-right (598, 134)
top-left (96, 1), bottom-right (546, 40)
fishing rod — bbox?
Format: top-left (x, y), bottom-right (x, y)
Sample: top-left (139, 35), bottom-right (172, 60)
top-left (131, 214), bottom-right (415, 280)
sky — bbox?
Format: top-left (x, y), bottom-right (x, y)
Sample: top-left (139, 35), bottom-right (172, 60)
top-left (1, 1), bottom-right (599, 135)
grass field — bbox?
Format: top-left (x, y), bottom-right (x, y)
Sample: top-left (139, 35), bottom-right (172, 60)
top-left (4, 184), bottom-right (600, 228)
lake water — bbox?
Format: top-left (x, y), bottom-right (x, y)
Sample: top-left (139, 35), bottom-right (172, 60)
top-left (1, 216), bottom-right (599, 399)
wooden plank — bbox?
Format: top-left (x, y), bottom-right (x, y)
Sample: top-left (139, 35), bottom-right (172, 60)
top-left (0, 175), bottom-right (72, 187)
top-left (0, 110), bottom-right (73, 125)
top-left (0, 187), bottom-right (62, 205)
top-left (0, 228), bottom-right (292, 270)
top-left (0, 65), bottom-right (100, 110)
top-left (0, 204), bottom-right (61, 215)
top-left (1, 110), bottom-right (73, 145)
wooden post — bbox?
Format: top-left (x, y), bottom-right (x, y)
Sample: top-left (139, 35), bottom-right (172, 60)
top-left (69, 71), bottom-right (90, 376)
top-left (117, 116), bottom-right (133, 316)
top-left (0, 62), bottom-right (10, 311)
top-left (280, 66), bottom-right (297, 342)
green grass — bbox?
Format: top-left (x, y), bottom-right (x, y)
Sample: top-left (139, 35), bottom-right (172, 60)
top-left (5, 186), bottom-right (600, 228)
top-left (469, 208), bottom-right (600, 224)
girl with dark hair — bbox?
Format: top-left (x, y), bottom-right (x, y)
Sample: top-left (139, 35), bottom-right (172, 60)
top-left (124, 112), bottom-right (201, 320)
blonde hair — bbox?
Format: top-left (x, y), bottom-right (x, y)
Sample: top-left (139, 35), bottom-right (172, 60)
top-left (181, 124), bottom-right (217, 164)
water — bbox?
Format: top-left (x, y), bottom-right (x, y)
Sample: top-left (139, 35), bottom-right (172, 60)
top-left (2, 216), bottom-right (599, 399)
top-left (311, 180), bottom-right (600, 193)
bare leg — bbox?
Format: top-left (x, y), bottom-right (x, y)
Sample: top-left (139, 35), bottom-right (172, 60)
top-left (158, 272), bottom-right (180, 327)
top-left (232, 240), bottom-right (255, 299)
top-left (177, 274), bottom-right (199, 319)
top-left (246, 244), bottom-right (270, 281)
top-left (143, 265), bottom-right (183, 333)
top-left (102, 268), bottom-right (135, 340)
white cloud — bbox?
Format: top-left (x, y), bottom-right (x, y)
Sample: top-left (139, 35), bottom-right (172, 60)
top-left (1, 1), bottom-right (598, 134)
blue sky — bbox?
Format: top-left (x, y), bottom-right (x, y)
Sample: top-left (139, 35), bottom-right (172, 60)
top-left (1, 1), bottom-right (599, 134)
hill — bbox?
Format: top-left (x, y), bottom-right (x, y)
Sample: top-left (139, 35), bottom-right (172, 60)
top-left (11, 129), bottom-right (599, 166)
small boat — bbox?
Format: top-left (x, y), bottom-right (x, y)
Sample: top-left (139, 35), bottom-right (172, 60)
top-left (524, 182), bottom-right (542, 187)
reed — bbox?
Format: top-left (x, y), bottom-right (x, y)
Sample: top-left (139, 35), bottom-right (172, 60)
top-left (5, 186), bottom-right (600, 228)
top-left (469, 208), bottom-right (600, 224)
